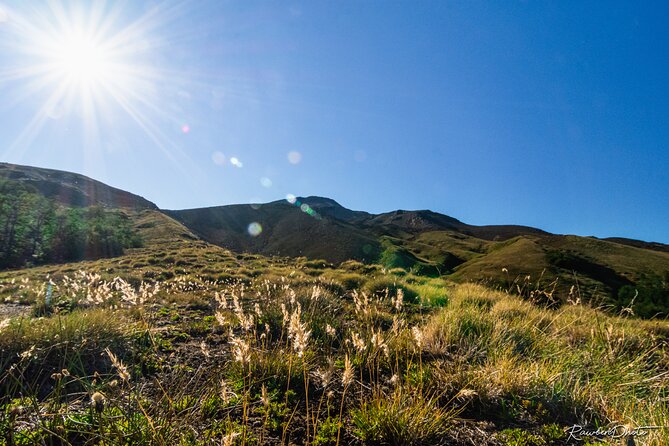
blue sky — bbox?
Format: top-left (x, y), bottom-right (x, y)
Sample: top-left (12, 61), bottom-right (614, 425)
top-left (0, 1), bottom-right (667, 243)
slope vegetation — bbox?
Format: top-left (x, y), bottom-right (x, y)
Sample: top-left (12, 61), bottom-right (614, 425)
top-left (0, 162), bottom-right (156, 210)
top-left (1, 248), bottom-right (668, 445)
top-left (2, 163), bottom-right (668, 314)
top-left (168, 197), bottom-right (669, 310)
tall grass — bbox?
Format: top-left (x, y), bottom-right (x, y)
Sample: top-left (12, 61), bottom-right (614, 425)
top-left (1, 269), bottom-right (668, 445)
top-left (424, 284), bottom-right (669, 444)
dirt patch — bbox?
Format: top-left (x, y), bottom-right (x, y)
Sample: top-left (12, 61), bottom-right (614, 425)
top-left (0, 303), bottom-right (31, 321)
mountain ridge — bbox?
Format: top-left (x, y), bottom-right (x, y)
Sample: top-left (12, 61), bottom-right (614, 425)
top-left (0, 162), bottom-right (157, 210)
top-left (2, 162), bottom-right (669, 310)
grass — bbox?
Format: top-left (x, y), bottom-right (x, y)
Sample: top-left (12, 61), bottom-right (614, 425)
top-left (424, 285), bottom-right (669, 434)
top-left (1, 242), bottom-right (668, 445)
top-left (350, 388), bottom-right (457, 445)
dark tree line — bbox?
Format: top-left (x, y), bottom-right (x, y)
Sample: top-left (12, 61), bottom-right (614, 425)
top-left (0, 180), bottom-right (142, 269)
top-left (616, 273), bottom-right (669, 319)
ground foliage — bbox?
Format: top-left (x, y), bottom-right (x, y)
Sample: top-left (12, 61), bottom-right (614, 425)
top-left (1, 242), bottom-right (668, 445)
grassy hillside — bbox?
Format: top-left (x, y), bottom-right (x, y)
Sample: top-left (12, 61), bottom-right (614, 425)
top-left (2, 164), bottom-right (668, 317)
top-left (165, 197), bottom-right (669, 313)
top-left (0, 162), bottom-right (156, 210)
top-left (165, 200), bottom-right (382, 264)
top-left (1, 243), bottom-right (668, 445)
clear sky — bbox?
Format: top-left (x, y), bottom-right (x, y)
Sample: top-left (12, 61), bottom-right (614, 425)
top-left (0, 1), bottom-right (667, 243)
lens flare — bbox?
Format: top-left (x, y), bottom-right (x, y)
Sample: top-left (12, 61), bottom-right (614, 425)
top-left (284, 195), bottom-right (322, 220)
top-left (260, 177), bottom-right (272, 188)
top-left (247, 222), bottom-right (262, 237)
top-left (230, 157), bottom-right (243, 168)
top-left (212, 151), bottom-right (226, 165)
top-left (287, 151), bottom-right (302, 164)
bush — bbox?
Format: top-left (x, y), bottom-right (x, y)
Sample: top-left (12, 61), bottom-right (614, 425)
top-left (351, 389), bottom-right (456, 445)
top-left (332, 273), bottom-right (366, 291)
top-left (304, 259), bottom-right (331, 269)
top-left (616, 273), bottom-right (669, 318)
top-left (364, 276), bottom-right (419, 303)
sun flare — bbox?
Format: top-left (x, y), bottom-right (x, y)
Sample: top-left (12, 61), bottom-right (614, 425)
top-left (0, 1), bottom-right (195, 162)
top-left (51, 32), bottom-right (112, 86)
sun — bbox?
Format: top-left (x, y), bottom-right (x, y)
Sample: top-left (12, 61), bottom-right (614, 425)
top-left (0, 1), bottom-right (172, 154)
top-left (0, 3), bottom-right (142, 105)
top-left (52, 32), bottom-right (112, 87)
top-left (0, 1), bottom-right (199, 167)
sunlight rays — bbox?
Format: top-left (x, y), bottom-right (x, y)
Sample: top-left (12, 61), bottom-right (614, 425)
top-left (0, 1), bottom-right (198, 170)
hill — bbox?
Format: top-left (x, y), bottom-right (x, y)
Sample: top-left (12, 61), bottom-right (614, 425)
top-left (2, 163), bottom-right (669, 314)
top-left (164, 198), bottom-right (383, 264)
top-left (0, 163), bottom-right (194, 269)
top-left (0, 162), bottom-right (156, 210)
top-left (1, 240), bottom-right (669, 445)
top-left (1, 163), bottom-right (669, 445)
top-left (167, 196), bottom-right (669, 312)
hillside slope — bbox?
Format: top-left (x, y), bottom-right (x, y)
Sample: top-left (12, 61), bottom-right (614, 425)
top-left (167, 196), bottom-right (669, 307)
top-left (0, 163), bottom-right (194, 269)
top-left (165, 196), bottom-right (551, 264)
top-left (2, 163), bottom-right (668, 308)
top-left (0, 162), bottom-right (156, 210)
top-left (164, 198), bottom-right (382, 263)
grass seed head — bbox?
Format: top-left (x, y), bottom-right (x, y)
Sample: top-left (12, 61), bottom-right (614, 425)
top-left (229, 335), bottom-right (251, 365)
top-left (91, 391), bottom-right (106, 413)
top-left (342, 354), bottom-right (354, 387)
top-left (105, 348), bottom-right (131, 381)
top-left (412, 326), bottom-right (424, 350)
top-left (261, 384), bottom-right (270, 407)
top-left (222, 432), bottom-right (240, 446)
top-left (200, 340), bottom-right (211, 358)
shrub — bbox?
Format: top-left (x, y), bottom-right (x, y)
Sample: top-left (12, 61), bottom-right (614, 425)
top-left (351, 388), bottom-right (456, 445)
top-left (304, 259), bottom-right (331, 269)
top-left (331, 273), bottom-right (366, 291)
top-left (364, 276), bottom-right (419, 303)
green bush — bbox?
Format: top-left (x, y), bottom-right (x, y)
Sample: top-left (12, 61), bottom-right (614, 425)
top-left (351, 389), bottom-right (456, 445)
top-left (364, 276), bottom-right (419, 303)
top-left (333, 273), bottom-right (366, 291)
top-left (616, 273), bottom-right (669, 318)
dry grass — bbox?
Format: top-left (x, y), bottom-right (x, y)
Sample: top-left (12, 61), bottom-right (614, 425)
top-left (1, 255), bottom-right (668, 445)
